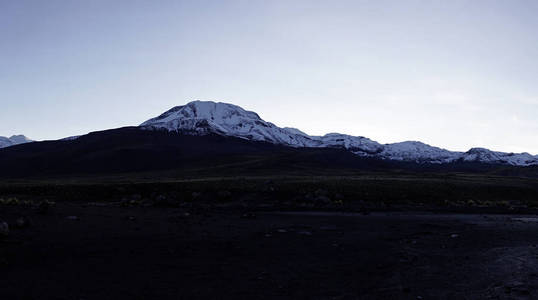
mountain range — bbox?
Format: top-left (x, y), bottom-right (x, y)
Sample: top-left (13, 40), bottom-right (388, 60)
top-left (1, 100), bottom-right (537, 178)
top-left (140, 100), bottom-right (538, 166)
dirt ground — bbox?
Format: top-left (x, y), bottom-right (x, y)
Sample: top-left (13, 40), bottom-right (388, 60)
top-left (2, 203), bottom-right (538, 299)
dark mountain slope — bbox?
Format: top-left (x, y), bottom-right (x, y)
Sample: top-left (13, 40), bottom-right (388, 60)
top-left (1, 127), bottom-right (537, 179)
top-left (0, 127), bottom-right (395, 178)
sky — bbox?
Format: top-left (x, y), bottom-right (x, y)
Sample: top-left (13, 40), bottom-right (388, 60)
top-left (1, 0), bottom-right (538, 154)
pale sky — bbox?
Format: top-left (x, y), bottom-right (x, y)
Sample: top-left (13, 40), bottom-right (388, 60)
top-left (1, 0), bottom-right (538, 154)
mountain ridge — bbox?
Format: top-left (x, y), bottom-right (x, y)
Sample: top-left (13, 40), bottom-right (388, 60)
top-left (140, 100), bottom-right (538, 166)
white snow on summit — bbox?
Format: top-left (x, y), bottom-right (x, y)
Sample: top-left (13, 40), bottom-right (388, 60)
top-left (141, 101), bottom-right (318, 147)
top-left (282, 127), bottom-right (310, 137)
top-left (140, 100), bottom-right (538, 166)
top-left (0, 135), bottom-right (33, 149)
top-left (316, 133), bottom-right (384, 155)
top-left (461, 148), bottom-right (538, 166)
top-left (378, 141), bottom-right (461, 163)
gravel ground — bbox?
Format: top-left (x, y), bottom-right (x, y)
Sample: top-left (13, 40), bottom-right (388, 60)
top-left (2, 203), bottom-right (538, 299)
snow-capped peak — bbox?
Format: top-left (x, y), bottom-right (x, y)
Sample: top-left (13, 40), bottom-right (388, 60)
top-left (141, 101), bottom-right (317, 146)
top-left (0, 135), bottom-right (33, 149)
top-left (461, 148), bottom-right (538, 166)
top-left (316, 133), bottom-right (383, 154)
top-left (140, 100), bottom-right (538, 166)
top-left (282, 127), bottom-right (310, 137)
top-left (383, 141), bottom-right (463, 163)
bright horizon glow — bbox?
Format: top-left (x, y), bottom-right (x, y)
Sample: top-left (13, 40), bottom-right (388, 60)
top-left (2, 1), bottom-right (538, 154)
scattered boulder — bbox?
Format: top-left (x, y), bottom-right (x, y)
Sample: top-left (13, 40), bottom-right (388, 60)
top-left (320, 225), bottom-right (338, 231)
top-left (119, 198), bottom-right (130, 207)
top-left (191, 192), bottom-right (202, 200)
top-left (263, 180), bottom-right (275, 192)
top-left (0, 221), bottom-right (9, 237)
top-left (120, 194), bottom-right (144, 207)
top-left (315, 189), bottom-right (329, 197)
top-left (153, 194), bottom-right (177, 207)
top-left (155, 194), bottom-right (167, 203)
top-left (36, 200), bottom-right (54, 214)
top-left (168, 212), bottom-right (191, 223)
top-left (315, 195), bottom-right (331, 205)
top-left (504, 280), bottom-right (529, 295)
top-left (304, 189), bottom-right (334, 206)
top-left (217, 190), bottom-right (232, 200)
top-left (240, 212), bottom-right (257, 219)
top-left (15, 216), bottom-right (32, 228)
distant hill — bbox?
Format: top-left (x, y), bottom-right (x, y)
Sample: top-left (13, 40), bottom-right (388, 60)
top-left (0, 135), bottom-right (32, 149)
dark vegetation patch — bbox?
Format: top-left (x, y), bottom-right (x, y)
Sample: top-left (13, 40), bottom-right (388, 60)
top-left (0, 127), bottom-right (537, 213)
top-left (1, 174), bottom-right (538, 213)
